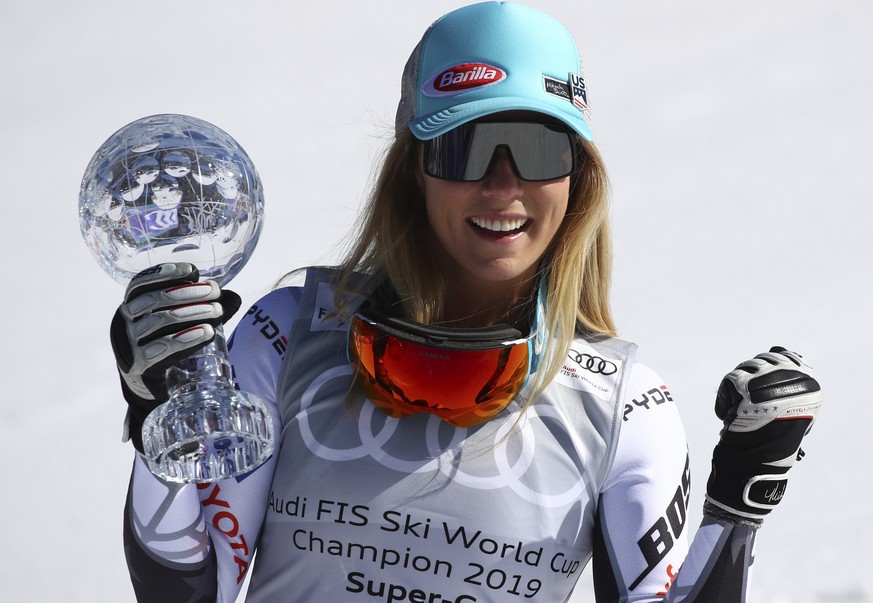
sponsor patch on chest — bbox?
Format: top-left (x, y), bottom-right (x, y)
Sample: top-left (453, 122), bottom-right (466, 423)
top-left (555, 343), bottom-right (621, 401)
top-left (310, 281), bottom-right (348, 332)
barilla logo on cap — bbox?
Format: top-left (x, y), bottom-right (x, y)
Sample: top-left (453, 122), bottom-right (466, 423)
top-left (421, 63), bottom-right (507, 97)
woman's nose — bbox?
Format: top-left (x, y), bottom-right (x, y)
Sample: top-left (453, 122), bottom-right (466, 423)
top-left (482, 147), bottom-right (523, 195)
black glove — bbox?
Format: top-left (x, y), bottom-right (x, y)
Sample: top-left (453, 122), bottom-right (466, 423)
top-left (705, 347), bottom-right (822, 523)
top-left (110, 262), bottom-right (241, 453)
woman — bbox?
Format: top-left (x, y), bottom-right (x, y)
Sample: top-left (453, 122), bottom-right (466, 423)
top-left (112, 2), bottom-right (822, 601)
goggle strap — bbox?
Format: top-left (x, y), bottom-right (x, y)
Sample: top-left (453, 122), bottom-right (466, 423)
top-left (358, 304), bottom-right (525, 350)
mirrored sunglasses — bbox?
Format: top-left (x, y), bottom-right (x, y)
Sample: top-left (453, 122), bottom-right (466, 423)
top-left (423, 121), bottom-right (577, 182)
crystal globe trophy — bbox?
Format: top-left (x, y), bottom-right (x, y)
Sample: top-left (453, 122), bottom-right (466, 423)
top-left (79, 114), bottom-right (274, 483)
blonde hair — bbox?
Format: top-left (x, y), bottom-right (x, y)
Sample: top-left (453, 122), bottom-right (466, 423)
top-left (334, 127), bottom-right (615, 406)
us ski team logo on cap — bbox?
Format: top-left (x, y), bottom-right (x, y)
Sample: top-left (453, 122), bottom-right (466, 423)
top-left (569, 73), bottom-right (588, 111)
top-left (421, 62), bottom-right (507, 97)
top-left (544, 72), bottom-right (589, 112)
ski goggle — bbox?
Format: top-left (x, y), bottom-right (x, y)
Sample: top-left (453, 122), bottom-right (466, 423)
top-left (348, 296), bottom-right (545, 428)
top-left (423, 121), bottom-right (577, 182)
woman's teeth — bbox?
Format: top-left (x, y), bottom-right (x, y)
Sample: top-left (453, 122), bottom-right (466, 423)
top-left (470, 217), bottom-right (528, 232)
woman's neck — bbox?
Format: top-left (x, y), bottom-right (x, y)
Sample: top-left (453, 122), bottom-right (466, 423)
top-left (440, 272), bottom-right (538, 330)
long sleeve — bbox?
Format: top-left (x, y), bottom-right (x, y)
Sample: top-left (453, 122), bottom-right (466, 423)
top-left (592, 362), bottom-right (757, 602)
top-left (122, 286), bottom-right (299, 602)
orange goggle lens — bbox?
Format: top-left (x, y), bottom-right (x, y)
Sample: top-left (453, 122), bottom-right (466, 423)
top-left (348, 315), bottom-right (532, 428)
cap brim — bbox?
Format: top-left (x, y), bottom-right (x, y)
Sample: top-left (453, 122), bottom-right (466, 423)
top-left (408, 97), bottom-right (593, 142)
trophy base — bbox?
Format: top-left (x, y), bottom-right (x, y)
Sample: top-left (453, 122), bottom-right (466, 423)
top-left (142, 386), bottom-right (274, 483)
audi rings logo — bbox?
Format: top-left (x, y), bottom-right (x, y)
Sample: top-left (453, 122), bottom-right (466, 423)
top-left (567, 351), bottom-right (618, 375)
top-left (293, 365), bottom-right (594, 508)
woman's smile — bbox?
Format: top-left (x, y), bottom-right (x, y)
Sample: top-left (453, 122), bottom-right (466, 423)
top-left (468, 215), bottom-right (532, 239)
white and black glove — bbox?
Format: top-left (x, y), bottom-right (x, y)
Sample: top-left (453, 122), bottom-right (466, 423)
top-left (705, 347), bottom-right (822, 524)
top-left (110, 262), bottom-right (241, 453)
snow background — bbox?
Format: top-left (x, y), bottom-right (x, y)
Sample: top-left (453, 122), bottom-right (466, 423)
top-left (1, 0), bottom-right (870, 601)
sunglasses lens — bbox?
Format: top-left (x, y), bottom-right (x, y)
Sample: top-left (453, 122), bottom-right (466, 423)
top-left (349, 317), bottom-right (530, 427)
top-left (424, 122), bottom-right (575, 182)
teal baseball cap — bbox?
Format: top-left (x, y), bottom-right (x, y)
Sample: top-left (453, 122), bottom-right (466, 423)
top-left (395, 1), bottom-right (593, 141)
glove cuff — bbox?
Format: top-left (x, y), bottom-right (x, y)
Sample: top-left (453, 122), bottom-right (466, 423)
top-left (706, 445), bottom-right (790, 520)
top-left (702, 500), bottom-right (763, 528)
top-left (117, 372), bottom-right (157, 454)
